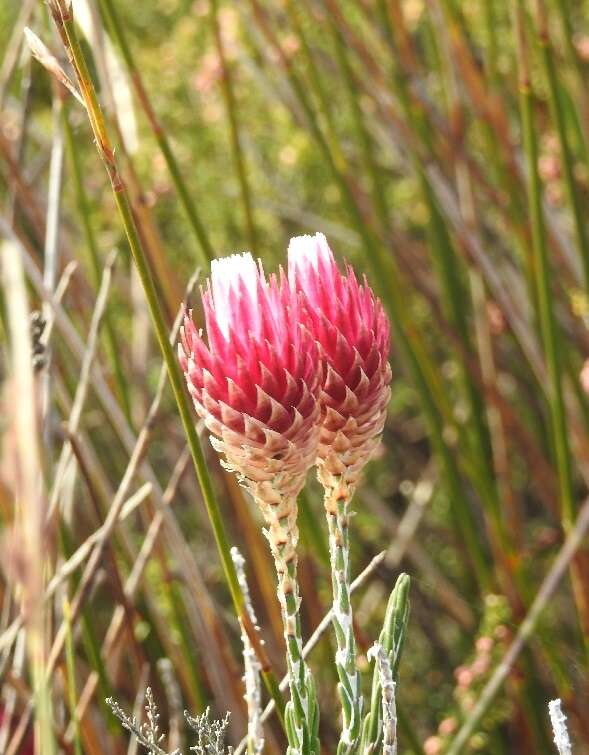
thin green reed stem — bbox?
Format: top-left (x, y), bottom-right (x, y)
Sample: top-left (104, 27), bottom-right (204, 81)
top-left (551, 0), bottom-right (589, 148)
top-left (248, 0), bottom-right (489, 587)
top-left (428, 0), bottom-right (537, 305)
top-left (58, 522), bottom-right (115, 728)
top-left (164, 568), bottom-right (208, 710)
top-left (425, 187), bottom-right (504, 534)
top-left (561, 83), bottom-right (589, 180)
top-left (49, 0), bottom-right (285, 723)
top-left (284, 0), bottom-right (344, 170)
top-left (96, 0), bottom-right (215, 266)
top-left (61, 103), bottom-right (132, 424)
top-left (551, 0), bottom-right (577, 70)
top-left (483, 0), bottom-right (499, 90)
top-left (210, 0), bottom-right (257, 251)
top-left (63, 600), bottom-right (83, 755)
top-left (534, 0), bottom-right (589, 292)
top-left (514, 2), bottom-right (575, 530)
top-left (329, 21), bottom-right (391, 236)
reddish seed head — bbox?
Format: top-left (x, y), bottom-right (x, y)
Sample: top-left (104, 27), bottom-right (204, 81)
top-left (288, 233), bottom-right (392, 493)
top-left (179, 252), bottom-right (322, 503)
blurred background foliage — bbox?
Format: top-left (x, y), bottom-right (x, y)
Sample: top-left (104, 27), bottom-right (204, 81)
top-left (1, 0), bottom-right (589, 753)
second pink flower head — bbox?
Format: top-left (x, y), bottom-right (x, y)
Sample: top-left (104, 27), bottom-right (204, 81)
top-left (289, 233), bottom-right (391, 496)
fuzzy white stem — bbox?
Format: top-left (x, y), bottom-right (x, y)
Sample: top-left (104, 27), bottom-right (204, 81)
top-left (324, 482), bottom-right (363, 753)
top-left (367, 643), bottom-right (397, 755)
top-left (256, 493), bottom-right (318, 755)
top-left (548, 699), bottom-right (572, 755)
top-left (231, 548), bottom-right (264, 755)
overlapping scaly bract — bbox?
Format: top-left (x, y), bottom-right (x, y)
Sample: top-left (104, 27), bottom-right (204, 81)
top-left (179, 253), bottom-right (322, 562)
top-left (288, 233), bottom-right (391, 495)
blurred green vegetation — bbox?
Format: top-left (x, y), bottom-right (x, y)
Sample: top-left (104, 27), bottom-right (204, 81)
top-left (2, 0), bottom-right (589, 753)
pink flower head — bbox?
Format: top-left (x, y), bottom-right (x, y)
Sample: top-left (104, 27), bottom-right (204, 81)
top-left (288, 233), bottom-right (391, 493)
top-left (179, 253), bottom-right (322, 506)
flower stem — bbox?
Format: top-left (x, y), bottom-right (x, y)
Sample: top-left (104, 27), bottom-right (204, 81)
top-left (260, 496), bottom-right (319, 755)
top-left (324, 482), bottom-right (362, 754)
top-left (282, 555), bottom-right (319, 755)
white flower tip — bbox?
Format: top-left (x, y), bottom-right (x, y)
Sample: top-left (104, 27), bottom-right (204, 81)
top-left (287, 232), bottom-right (333, 279)
top-left (211, 251), bottom-right (257, 287)
top-left (210, 251), bottom-right (260, 338)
